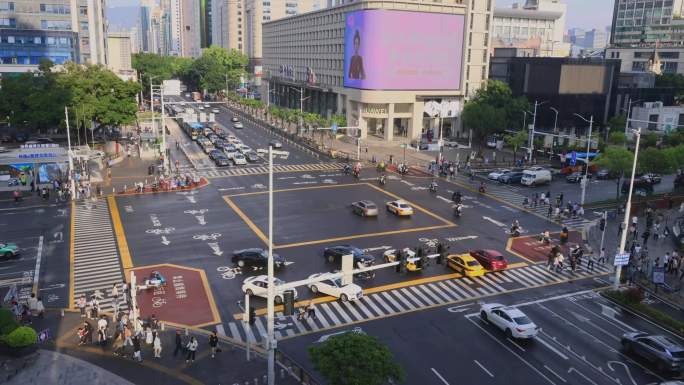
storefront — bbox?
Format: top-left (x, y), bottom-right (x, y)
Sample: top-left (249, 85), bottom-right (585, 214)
top-left (0, 144), bottom-right (69, 189)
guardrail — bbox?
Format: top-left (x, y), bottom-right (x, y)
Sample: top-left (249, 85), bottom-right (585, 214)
top-left (275, 349), bottom-right (322, 385)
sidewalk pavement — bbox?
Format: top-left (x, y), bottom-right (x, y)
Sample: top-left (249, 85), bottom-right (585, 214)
top-left (4, 309), bottom-right (303, 385)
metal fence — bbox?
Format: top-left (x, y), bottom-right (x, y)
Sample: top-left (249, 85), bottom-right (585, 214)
top-left (275, 349), bottom-right (322, 385)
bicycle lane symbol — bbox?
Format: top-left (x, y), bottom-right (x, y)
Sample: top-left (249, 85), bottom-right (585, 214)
top-left (217, 266), bottom-right (242, 279)
top-left (151, 297), bottom-right (167, 308)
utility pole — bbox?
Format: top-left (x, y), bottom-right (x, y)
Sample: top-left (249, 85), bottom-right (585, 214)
top-left (267, 146), bottom-right (275, 385)
top-left (574, 113), bottom-right (594, 205)
top-left (64, 107), bottom-right (76, 201)
top-left (527, 100), bottom-right (540, 162)
top-left (615, 128), bottom-right (641, 290)
top-left (161, 85), bottom-right (167, 173)
top-left (599, 210), bottom-right (607, 256)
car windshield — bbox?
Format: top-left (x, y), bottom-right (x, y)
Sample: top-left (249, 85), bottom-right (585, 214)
top-left (366, 204), bottom-right (377, 209)
top-left (492, 255), bottom-right (504, 261)
top-left (398, 203), bottom-right (410, 209)
top-left (349, 248), bottom-right (365, 256)
top-left (467, 260), bottom-right (480, 267)
top-left (0, 243), bottom-right (5, 248)
top-left (258, 251), bottom-right (268, 259)
top-left (273, 278), bottom-right (285, 286)
top-left (671, 351), bottom-right (684, 358)
top-left (331, 278), bottom-right (342, 287)
top-left (513, 316), bottom-right (532, 325)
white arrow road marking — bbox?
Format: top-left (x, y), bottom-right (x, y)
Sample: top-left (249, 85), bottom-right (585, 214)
top-left (150, 214), bottom-right (161, 227)
top-left (161, 236), bottom-right (170, 246)
top-left (52, 231), bottom-right (63, 243)
top-left (293, 181), bottom-right (317, 185)
top-left (283, 261), bottom-right (295, 266)
top-left (251, 184), bottom-right (266, 189)
top-left (608, 361), bottom-right (638, 385)
top-left (208, 242), bottom-right (223, 256)
top-left (411, 186), bottom-right (428, 191)
top-left (363, 246), bottom-right (393, 252)
top-left (301, 174), bottom-right (315, 179)
top-left (278, 177), bottom-right (296, 180)
top-left (437, 195), bottom-right (452, 203)
top-left (444, 235), bottom-right (478, 242)
top-left (187, 196), bottom-right (197, 203)
top-left (483, 216), bottom-right (507, 227)
top-left (124, 205), bottom-right (133, 213)
top-left (321, 179), bottom-right (337, 184)
top-left (568, 367), bottom-right (598, 385)
top-left (218, 187), bottom-right (245, 191)
top-left (195, 215), bottom-right (206, 225)
top-left (57, 208), bottom-right (67, 216)
top-left (400, 180), bottom-right (415, 186)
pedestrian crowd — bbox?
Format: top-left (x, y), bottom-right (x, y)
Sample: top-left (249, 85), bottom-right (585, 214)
top-left (6, 292), bottom-right (45, 325)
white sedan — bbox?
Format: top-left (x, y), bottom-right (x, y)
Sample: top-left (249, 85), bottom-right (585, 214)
top-left (386, 200), bottom-right (414, 216)
top-left (242, 275), bottom-right (298, 304)
top-left (212, 108), bottom-right (220, 113)
top-left (233, 153), bottom-right (247, 165)
top-left (487, 169), bottom-right (510, 180)
top-left (307, 273), bottom-right (363, 302)
top-left (479, 303), bottom-right (539, 339)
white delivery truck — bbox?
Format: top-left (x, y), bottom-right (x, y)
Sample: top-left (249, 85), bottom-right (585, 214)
top-left (521, 168), bottom-right (552, 186)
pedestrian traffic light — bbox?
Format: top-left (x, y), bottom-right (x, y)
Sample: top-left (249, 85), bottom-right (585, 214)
top-left (248, 307), bottom-right (256, 326)
top-left (283, 290), bottom-right (295, 316)
top-left (600, 218), bottom-right (606, 232)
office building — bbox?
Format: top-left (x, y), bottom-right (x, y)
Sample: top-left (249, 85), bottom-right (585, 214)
top-left (168, 0), bottom-right (200, 57)
top-left (200, 0), bottom-right (211, 47)
top-left (107, 32), bottom-right (136, 81)
top-left (630, 101), bottom-right (684, 133)
top-left (262, 0), bottom-right (491, 142)
top-left (583, 28), bottom-right (607, 49)
top-left (0, 0), bottom-right (107, 66)
top-left (140, 1), bottom-right (151, 52)
top-left (492, 0), bottom-right (570, 57)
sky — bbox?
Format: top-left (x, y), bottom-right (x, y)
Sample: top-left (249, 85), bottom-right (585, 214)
top-left (497, 0), bottom-right (614, 30)
top-left (106, 0), bottom-right (614, 31)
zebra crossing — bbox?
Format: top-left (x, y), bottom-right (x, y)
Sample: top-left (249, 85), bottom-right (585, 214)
top-left (224, 262), bottom-right (612, 343)
top-left (452, 175), bottom-right (595, 230)
top-left (72, 200), bottom-right (126, 312)
top-left (198, 162), bottom-right (346, 178)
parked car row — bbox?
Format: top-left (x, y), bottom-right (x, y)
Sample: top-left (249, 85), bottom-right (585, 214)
top-left (192, 122), bottom-right (262, 167)
top-left (487, 167), bottom-right (551, 186)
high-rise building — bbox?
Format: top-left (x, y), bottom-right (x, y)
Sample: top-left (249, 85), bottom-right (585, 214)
top-left (168, 0), bottom-right (200, 57)
top-left (200, 0), bottom-right (211, 47)
top-left (491, 0), bottom-right (570, 57)
top-left (583, 28), bottom-right (607, 49)
top-left (0, 0), bottom-right (107, 66)
top-left (262, 0), bottom-right (491, 142)
top-left (107, 32), bottom-right (136, 81)
top-left (607, 0), bottom-right (684, 75)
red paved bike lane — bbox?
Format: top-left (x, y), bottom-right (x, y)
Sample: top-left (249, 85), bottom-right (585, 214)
top-left (507, 230), bottom-right (583, 263)
top-left (132, 263), bottom-right (221, 327)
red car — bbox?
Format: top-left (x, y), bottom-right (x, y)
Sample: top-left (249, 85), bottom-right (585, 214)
top-left (469, 249), bottom-right (508, 271)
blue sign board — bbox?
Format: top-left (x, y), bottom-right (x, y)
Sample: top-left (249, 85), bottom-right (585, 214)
top-left (570, 151), bottom-right (577, 166)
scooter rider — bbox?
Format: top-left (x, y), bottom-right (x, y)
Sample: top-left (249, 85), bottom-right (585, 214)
top-left (479, 182), bottom-right (486, 194)
top-left (452, 191), bottom-right (462, 204)
top-left (510, 220), bottom-right (521, 237)
top-left (378, 173), bottom-right (386, 185)
top-left (454, 203), bottom-right (463, 217)
top-left (429, 180), bottom-right (438, 192)
top-left (343, 164), bottom-right (352, 175)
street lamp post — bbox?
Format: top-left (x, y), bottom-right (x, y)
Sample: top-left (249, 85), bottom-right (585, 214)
top-left (64, 107), bottom-right (76, 201)
top-left (266, 146), bottom-right (275, 385)
top-left (550, 107), bottom-right (559, 134)
top-left (573, 113), bottom-right (594, 205)
top-left (527, 100), bottom-right (547, 162)
top-left (614, 128), bottom-right (642, 289)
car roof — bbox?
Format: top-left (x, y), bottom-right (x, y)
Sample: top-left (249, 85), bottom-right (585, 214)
top-left (501, 307), bottom-right (527, 318)
top-left (237, 248), bottom-right (264, 253)
top-left (481, 249), bottom-right (502, 256)
top-left (650, 335), bottom-right (684, 350)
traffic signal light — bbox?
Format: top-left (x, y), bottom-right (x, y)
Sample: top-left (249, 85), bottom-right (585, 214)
top-left (283, 290), bottom-right (295, 316)
top-left (249, 307), bottom-right (256, 326)
top-left (600, 218), bottom-right (606, 231)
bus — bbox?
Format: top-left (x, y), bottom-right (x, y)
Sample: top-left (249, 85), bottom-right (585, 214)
top-left (182, 121), bottom-right (203, 141)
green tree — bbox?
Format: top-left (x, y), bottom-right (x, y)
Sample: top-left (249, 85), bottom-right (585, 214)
top-left (638, 147), bottom-right (675, 174)
top-left (309, 332), bottom-right (404, 385)
top-left (607, 130), bottom-right (627, 146)
top-left (594, 146), bottom-right (635, 200)
top-left (655, 73), bottom-right (684, 88)
top-left (504, 130), bottom-right (528, 162)
top-left (608, 114), bottom-right (626, 133)
top-left (462, 102), bottom-right (507, 145)
top-left (640, 132), bottom-right (659, 148)
top-left (190, 46), bottom-right (248, 94)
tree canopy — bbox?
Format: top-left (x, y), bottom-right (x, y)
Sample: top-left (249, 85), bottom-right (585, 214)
top-left (595, 146), bottom-right (635, 200)
top-left (309, 332), bottom-right (404, 385)
top-left (462, 80), bottom-right (529, 144)
top-left (0, 60), bottom-right (139, 132)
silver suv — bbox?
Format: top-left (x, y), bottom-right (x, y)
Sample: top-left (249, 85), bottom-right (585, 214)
top-left (622, 332), bottom-right (684, 373)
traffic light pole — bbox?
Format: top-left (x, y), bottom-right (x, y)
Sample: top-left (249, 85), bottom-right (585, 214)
top-left (244, 293), bottom-right (251, 361)
top-left (599, 210), bottom-right (607, 258)
top-left (267, 147), bottom-right (275, 385)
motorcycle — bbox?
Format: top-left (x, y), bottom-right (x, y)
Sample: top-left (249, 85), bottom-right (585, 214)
top-left (429, 182), bottom-right (438, 193)
top-left (454, 204), bottom-right (463, 217)
top-left (478, 184), bottom-right (486, 194)
top-left (510, 225), bottom-right (521, 237)
top-left (353, 169), bottom-right (360, 179)
top-left (378, 175), bottom-right (386, 186)
top-left (452, 192), bottom-right (462, 204)
top-left (139, 271), bottom-right (166, 290)
top-left (342, 165), bottom-right (351, 175)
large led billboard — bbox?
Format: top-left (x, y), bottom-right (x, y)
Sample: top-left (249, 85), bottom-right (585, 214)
top-left (343, 10), bottom-right (464, 91)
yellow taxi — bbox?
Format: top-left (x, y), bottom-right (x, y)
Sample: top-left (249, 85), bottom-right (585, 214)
top-left (386, 200), bottom-right (414, 216)
top-left (446, 254), bottom-right (485, 277)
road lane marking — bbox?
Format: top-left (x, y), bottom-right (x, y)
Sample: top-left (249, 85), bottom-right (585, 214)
top-left (535, 335), bottom-right (570, 360)
top-left (467, 317), bottom-right (557, 385)
top-left (32, 236), bottom-right (43, 294)
top-left (568, 367), bottom-right (598, 385)
top-left (108, 196), bottom-right (133, 270)
top-left (69, 200), bottom-right (75, 309)
top-left (222, 196), bottom-right (270, 245)
top-left (473, 360), bottom-right (494, 378)
top-left (544, 365), bottom-right (567, 383)
top-left (507, 337), bottom-right (526, 352)
top-left (431, 368), bottom-right (451, 384)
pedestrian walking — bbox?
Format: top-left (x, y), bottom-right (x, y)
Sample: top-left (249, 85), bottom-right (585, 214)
top-left (111, 283), bottom-right (119, 301)
top-left (306, 302), bottom-right (317, 319)
top-left (642, 230), bottom-right (650, 247)
top-left (173, 330), bottom-right (183, 357)
top-left (133, 335), bottom-right (142, 362)
top-left (112, 334), bottom-right (125, 357)
top-left (145, 326), bottom-right (153, 345)
top-left (587, 252), bottom-right (596, 272)
top-left (209, 331), bottom-right (219, 358)
top-left (35, 297), bottom-right (44, 319)
top-left (547, 204), bottom-right (553, 218)
top-left (153, 334), bottom-right (162, 358)
top-left (598, 247), bottom-right (607, 264)
top-left (185, 337), bottom-right (198, 364)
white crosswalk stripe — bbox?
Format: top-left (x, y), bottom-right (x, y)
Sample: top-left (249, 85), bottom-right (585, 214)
top-left (197, 162), bottom-right (347, 178)
top-left (72, 201), bottom-right (126, 313)
top-left (224, 263), bottom-right (612, 343)
top-left (450, 175), bottom-right (595, 230)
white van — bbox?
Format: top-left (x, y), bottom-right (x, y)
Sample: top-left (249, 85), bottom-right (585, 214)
top-left (521, 169), bottom-right (552, 186)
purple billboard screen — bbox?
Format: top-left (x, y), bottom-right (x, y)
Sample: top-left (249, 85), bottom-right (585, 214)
top-left (344, 10), bottom-right (464, 90)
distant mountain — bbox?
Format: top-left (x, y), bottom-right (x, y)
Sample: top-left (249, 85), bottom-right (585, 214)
top-left (106, 6), bottom-right (139, 31)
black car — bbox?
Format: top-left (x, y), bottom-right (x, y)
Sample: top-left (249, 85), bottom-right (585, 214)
top-left (244, 151), bottom-right (260, 162)
top-left (209, 149), bottom-right (223, 160)
top-left (213, 154), bottom-right (231, 167)
top-left (499, 171), bottom-right (524, 184)
top-left (622, 177), bottom-right (656, 193)
top-left (596, 168), bottom-right (614, 180)
top-left (642, 173), bottom-right (662, 184)
top-left (566, 172), bottom-right (585, 183)
top-left (323, 245), bottom-right (376, 265)
top-left (622, 332), bottom-right (684, 373)
top-left (232, 248), bottom-right (285, 268)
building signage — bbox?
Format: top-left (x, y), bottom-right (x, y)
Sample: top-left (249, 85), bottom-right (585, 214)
top-left (362, 104), bottom-right (388, 115)
top-left (18, 153), bottom-right (57, 159)
top-left (279, 65), bottom-right (295, 80)
top-left (20, 144), bottom-right (58, 149)
top-left (613, 253), bottom-right (630, 266)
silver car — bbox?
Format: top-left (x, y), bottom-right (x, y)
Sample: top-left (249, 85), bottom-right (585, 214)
top-left (622, 332), bottom-right (684, 373)
top-left (351, 200), bottom-right (378, 217)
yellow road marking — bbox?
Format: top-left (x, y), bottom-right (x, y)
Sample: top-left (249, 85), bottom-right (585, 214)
top-left (108, 196), bottom-right (133, 270)
top-left (276, 278), bottom-right (613, 341)
top-left (233, 261), bottom-right (530, 319)
top-left (505, 236), bottom-right (542, 265)
top-left (223, 196), bottom-right (270, 245)
top-left (69, 200), bottom-right (75, 310)
top-left (225, 182), bottom-right (361, 197)
top-left (274, 224), bottom-right (455, 249)
top-left (223, 182), bottom-right (456, 249)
